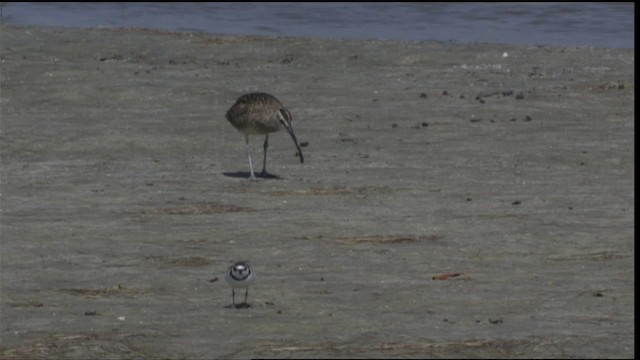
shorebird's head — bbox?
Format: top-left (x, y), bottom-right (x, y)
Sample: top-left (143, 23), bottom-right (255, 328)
top-left (277, 108), bottom-right (304, 164)
top-left (229, 262), bottom-right (251, 280)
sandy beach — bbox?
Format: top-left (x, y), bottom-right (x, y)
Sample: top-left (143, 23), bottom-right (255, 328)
top-left (0, 25), bottom-right (634, 358)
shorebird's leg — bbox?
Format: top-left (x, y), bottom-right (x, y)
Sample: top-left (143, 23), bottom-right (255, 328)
top-left (244, 288), bottom-right (249, 304)
top-left (231, 288), bottom-right (236, 306)
top-left (244, 135), bottom-right (257, 179)
top-left (260, 134), bottom-right (274, 178)
top-left (260, 135), bottom-right (270, 178)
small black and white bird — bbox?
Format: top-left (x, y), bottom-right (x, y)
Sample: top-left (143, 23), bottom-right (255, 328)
top-left (225, 261), bottom-right (255, 307)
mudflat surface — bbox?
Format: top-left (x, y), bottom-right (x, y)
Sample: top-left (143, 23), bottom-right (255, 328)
top-left (0, 25), bottom-right (634, 358)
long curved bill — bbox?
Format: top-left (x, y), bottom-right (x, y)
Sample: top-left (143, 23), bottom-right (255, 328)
top-left (278, 109), bottom-right (304, 163)
top-left (284, 124), bottom-right (304, 164)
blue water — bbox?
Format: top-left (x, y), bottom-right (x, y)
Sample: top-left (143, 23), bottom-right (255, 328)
top-left (0, 2), bottom-right (634, 48)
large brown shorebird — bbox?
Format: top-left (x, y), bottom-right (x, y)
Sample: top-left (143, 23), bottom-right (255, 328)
top-left (225, 92), bottom-right (304, 179)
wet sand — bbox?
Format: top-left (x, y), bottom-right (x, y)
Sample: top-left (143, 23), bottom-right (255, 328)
top-left (0, 25), bottom-right (634, 358)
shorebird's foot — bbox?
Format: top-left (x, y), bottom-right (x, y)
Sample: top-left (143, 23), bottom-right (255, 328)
top-left (260, 170), bottom-right (279, 179)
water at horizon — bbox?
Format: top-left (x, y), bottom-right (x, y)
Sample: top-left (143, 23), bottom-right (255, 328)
top-left (0, 2), bottom-right (634, 48)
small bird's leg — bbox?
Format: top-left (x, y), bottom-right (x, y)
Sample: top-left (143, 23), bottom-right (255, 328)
top-left (244, 288), bottom-right (249, 304)
top-left (260, 135), bottom-right (269, 178)
top-left (244, 135), bottom-right (257, 179)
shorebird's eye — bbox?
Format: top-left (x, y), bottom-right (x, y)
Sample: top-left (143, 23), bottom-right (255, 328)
top-left (278, 109), bottom-right (292, 123)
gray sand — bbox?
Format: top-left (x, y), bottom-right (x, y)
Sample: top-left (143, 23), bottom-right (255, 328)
top-left (0, 25), bottom-right (634, 358)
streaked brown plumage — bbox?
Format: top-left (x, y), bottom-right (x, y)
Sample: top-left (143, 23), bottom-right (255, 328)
top-left (226, 92), bottom-right (303, 179)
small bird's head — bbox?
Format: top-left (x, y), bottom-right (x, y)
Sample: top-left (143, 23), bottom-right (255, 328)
top-left (230, 262), bottom-right (251, 279)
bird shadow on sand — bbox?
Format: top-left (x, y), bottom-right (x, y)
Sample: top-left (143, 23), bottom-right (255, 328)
top-left (222, 171), bottom-right (282, 180)
top-left (224, 303), bottom-right (252, 309)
